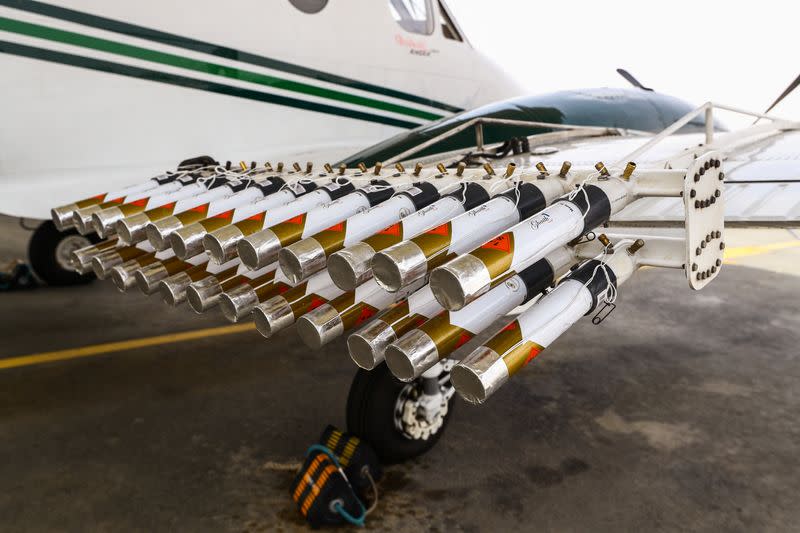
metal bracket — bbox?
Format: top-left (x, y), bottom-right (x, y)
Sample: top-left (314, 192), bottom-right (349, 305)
top-left (684, 151), bottom-right (725, 290)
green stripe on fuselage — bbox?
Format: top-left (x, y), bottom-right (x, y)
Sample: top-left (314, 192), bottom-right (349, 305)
top-left (0, 0), bottom-right (462, 113)
top-left (0, 40), bottom-right (421, 129)
top-left (0, 17), bottom-right (441, 121)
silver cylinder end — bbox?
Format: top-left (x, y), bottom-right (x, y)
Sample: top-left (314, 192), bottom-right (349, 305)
top-left (52, 203), bottom-right (79, 231)
top-left (91, 250), bottom-right (122, 280)
top-left (328, 242), bottom-right (375, 291)
top-left (146, 217), bottom-right (182, 250)
top-left (169, 224), bottom-right (206, 259)
top-left (347, 319), bottom-right (394, 370)
top-left (372, 241), bottom-right (428, 292)
top-left (159, 271), bottom-right (193, 306)
top-left (429, 254), bottom-right (492, 311)
top-left (237, 229), bottom-right (281, 270)
top-left (72, 205), bottom-right (102, 235)
top-left (71, 245), bottom-right (104, 274)
top-left (451, 346), bottom-right (508, 405)
top-left (384, 329), bottom-right (439, 382)
top-left (135, 262), bottom-right (169, 295)
top-left (253, 296), bottom-right (294, 338)
top-left (91, 207), bottom-right (124, 238)
top-left (296, 303), bottom-right (344, 349)
top-left (186, 276), bottom-right (223, 313)
top-left (218, 284), bottom-right (259, 323)
top-left (203, 225), bottom-right (244, 264)
top-left (278, 238), bottom-right (327, 285)
top-left (116, 212), bottom-right (150, 245)
top-left (110, 259), bottom-right (142, 292)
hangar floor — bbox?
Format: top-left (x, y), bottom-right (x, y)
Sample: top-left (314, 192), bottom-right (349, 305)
top-left (1, 216), bottom-right (799, 532)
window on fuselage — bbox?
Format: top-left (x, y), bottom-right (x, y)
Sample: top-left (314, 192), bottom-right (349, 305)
top-left (438, 1), bottom-right (463, 41)
top-left (389, 0), bottom-right (435, 35)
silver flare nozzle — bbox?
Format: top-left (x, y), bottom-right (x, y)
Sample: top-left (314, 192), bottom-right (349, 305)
top-left (52, 203), bottom-right (79, 231)
top-left (72, 205), bottom-right (103, 235)
top-left (110, 259), bottom-right (143, 292)
top-left (186, 276), bottom-right (223, 313)
top-left (71, 244), bottom-right (107, 274)
top-left (169, 223), bottom-right (207, 260)
top-left (146, 216), bottom-right (183, 250)
top-left (429, 254), bottom-right (492, 311)
top-left (347, 319), bottom-right (395, 370)
top-left (135, 262), bottom-right (170, 295)
top-left (372, 240), bottom-right (428, 292)
top-left (450, 346), bottom-right (508, 405)
top-left (328, 242), bottom-right (376, 291)
top-left (116, 213), bottom-right (151, 245)
top-left (237, 229), bottom-right (282, 270)
top-left (253, 296), bottom-right (294, 338)
top-left (159, 271), bottom-right (193, 306)
top-left (203, 225), bottom-right (244, 264)
top-left (91, 250), bottom-right (123, 280)
top-left (278, 238), bottom-right (327, 285)
top-left (296, 303), bottom-right (343, 349)
top-left (218, 284), bottom-right (259, 323)
top-left (384, 329), bottom-right (440, 382)
top-left (91, 207), bottom-right (124, 238)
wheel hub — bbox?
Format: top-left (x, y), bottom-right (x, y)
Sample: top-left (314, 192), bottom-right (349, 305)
top-left (393, 363), bottom-right (456, 441)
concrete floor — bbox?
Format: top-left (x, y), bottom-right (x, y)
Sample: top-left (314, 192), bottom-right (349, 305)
top-left (1, 216), bottom-right (799, 532)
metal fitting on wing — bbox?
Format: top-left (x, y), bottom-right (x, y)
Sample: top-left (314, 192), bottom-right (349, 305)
top-left (626, 238), bottom-right (645, 255)
top-left (559, 161), bottom-right (572, 179)
top-left (622, 161), bottom-right (637, 180)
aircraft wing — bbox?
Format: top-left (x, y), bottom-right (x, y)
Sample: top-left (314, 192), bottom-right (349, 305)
top-left (612, 129), bottom-right (800, 227)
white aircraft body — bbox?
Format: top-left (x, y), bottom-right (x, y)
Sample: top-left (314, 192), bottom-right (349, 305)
top-left (0, 0), bottom-right (520, 219)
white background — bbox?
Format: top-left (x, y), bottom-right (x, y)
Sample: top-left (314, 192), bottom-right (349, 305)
top-left (447, 0), bottom-right (798, 128)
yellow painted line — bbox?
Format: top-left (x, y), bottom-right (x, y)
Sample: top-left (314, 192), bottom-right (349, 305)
top-left (723, 240), bottom-right (800, 261)
top-left (0, 322), bottom-right (256, 370)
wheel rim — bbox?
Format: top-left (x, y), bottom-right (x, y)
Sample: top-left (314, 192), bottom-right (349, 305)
top-left (55, 235), bottom-right (91, 271)
top-left (393, 369), bottom-right (453, 441)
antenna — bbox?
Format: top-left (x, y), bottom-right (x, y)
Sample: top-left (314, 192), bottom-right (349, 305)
top-left (754, 72), bottom-right (800, 124)
top-left (616, 68), bottom-right (653, 92)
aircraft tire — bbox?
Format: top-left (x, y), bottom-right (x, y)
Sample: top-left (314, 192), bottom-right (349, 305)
top-left (346, 363), bottom-right (455, 464)
top-left (28, 221), bottom-right (97, 286)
